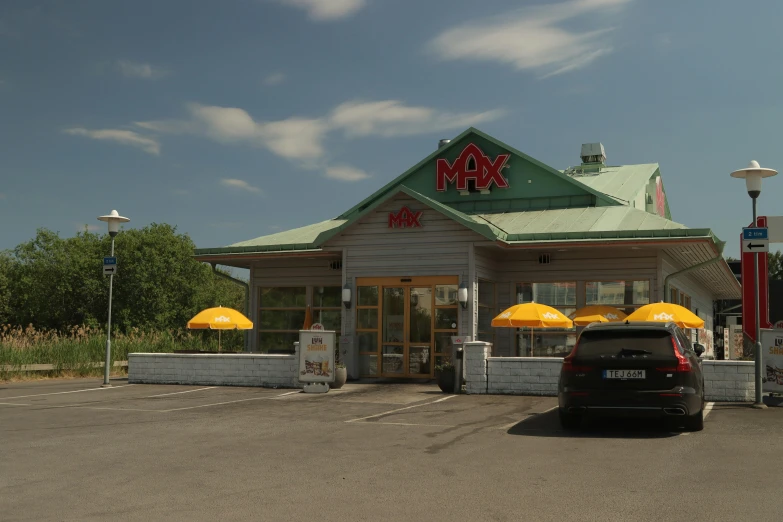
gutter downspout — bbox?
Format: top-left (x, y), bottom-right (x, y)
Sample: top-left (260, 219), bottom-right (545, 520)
top-left (210, 263), bottom-right (251, 353)
top-left (663, 256), bottom-right (724, 304)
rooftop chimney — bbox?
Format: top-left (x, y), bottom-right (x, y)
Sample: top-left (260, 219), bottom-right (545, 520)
top-left (580, 143), bottom-right (606, 165)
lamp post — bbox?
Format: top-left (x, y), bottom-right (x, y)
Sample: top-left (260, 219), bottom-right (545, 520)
top-left (97, 210), bottom-right (130, 387)
top-left (731, 161), bottom-right (777, 408)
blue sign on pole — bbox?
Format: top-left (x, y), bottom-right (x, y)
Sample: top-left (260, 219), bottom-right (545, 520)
top-left (103, 257), bottom-right (117, 265)
top-left (743, 227), bottom-right (768, 240)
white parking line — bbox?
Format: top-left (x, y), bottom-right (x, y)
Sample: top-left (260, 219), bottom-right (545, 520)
top-left (345, 395), bottom-right (457, 423)
top-left (0, 402), bottom-right (31, 407)
top-left (0, 384), bottom-right (134, 400)
top-left (145, 387), bottom-right (215, 398)
top-left (703, 402), bottom-right (715, 419)
top-left (160, 391), bottom-right (298, 412)
top-left (270, 391), bottom-right (301, 399)
top-left (492, 405), bottom-right (558, 430)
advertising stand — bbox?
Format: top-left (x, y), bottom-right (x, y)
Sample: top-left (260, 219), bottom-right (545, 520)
top-left (761, 329), bottom-right (783, 395)
top-left (299, 328), bottom-right (336, 394)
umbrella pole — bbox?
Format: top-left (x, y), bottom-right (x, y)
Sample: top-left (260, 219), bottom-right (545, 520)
top-left (530, 328), bottom-right (534, 357)
top-left (218, 330), bottom-right (221, 354)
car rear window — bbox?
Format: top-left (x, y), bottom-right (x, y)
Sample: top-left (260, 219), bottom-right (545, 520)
top-left (575, 329), bottom-right (675, 357)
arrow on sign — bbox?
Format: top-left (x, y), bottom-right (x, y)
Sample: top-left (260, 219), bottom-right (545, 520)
top-left (105, 267), bottom-right (115, 273)
top-left (747, 243), bottom-right (766, 250)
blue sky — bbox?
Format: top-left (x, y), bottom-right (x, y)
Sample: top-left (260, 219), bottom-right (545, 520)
top-left (2, 0), bottom-right (783, 262)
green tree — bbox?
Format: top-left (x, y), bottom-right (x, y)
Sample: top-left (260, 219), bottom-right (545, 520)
top-left (1, 224), bottom-right (244, 332)
top-left (768, 250), bottom-right (783, 280)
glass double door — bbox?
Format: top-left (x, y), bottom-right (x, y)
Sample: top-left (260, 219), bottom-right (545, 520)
top-left (381, 286), bottom-right (434, 378)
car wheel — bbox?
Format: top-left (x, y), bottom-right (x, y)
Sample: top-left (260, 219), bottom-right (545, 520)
top-left (559, 408), bottom-right (582, 430)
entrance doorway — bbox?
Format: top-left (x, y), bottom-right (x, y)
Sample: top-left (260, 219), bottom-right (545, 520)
top-left (356, 276), bottom-right (459, 379)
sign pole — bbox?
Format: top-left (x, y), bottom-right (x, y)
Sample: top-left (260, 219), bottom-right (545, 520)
top-left (103, 238), bottom-right (115, 387)
top-left (752, 201), bottom-right (765, 408)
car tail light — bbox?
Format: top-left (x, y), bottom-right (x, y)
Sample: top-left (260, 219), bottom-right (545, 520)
top-left (656, 336), bottom-right (692, 372)
top-left (569, 392), bottom-right (589, 397)
top-left (562, 342), bottom-right (593, 372)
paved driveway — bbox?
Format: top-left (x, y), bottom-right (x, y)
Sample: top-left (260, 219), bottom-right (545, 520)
top-left (1, 378), bottom-right (782, 521)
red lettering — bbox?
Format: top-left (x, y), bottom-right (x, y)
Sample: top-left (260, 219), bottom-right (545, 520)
top-left (388, 206), bottom-right (423, 229)
top-left (436, 143), bottom-right (510, 192)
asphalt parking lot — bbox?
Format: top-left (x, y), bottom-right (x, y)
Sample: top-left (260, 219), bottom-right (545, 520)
top-left (2, 378), bottom-right (783, 522)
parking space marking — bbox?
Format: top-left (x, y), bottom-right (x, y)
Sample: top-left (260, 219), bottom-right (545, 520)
top-left (0, 402), bottom-right (31, 406)
top-left (145, 387), bottom-right (215, 398)
top-left (371, 422), bottom-right (456, 428)
top-left (345, 394), bottom-right (457, 423)
top-left (492, 405), bottom-right (558, 430)
top-left (270, 391), bottom-right (301, 399)
top-left (159, 391), bottom-right (299, 412)
top-left (703, 402), bottom-right (714, 419)
top-left (0, 384), bottom-right (134, 401)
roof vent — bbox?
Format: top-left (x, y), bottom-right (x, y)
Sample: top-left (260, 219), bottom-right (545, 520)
top-left (438, 139), bottom-right (451, 149)
top-left (580, 142), bottom-right (606, 165)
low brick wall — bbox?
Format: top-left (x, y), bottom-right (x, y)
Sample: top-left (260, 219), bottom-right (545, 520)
top-left (702, 360), bottom-right (754, 402)
top-left (465, 353), bottom-right (756, 402)
top-left (487, 357), bottom-right (562, 396)
top-left (128, 353), bottom-right (301, 388)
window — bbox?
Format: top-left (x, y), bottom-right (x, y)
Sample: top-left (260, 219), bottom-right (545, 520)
top-left (258, 286), bottom-right (343, 354)
top-left (477, 280), bottom-right (496, 347)
top-left (313, 286), bottom-right (342, 334)
top-left (586, 280), bottom-right (650, 315)
top-left (356, 286), bottom-right (380, 377)
top-left (434, 285), bottom-right (459, 369)
top-left (258, 287), bottom-right (306, 354)
top-left (515, 282), bottom-right (576, 358)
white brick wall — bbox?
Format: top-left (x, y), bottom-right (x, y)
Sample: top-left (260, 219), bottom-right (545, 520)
top-left (464, 341), bottom-right (492, 394)
top-left (702, 360), bottom-right (755, 402)
top-left (465, 353), bottom-right (758, 402)
top-left (128, 352), bottom-right (302, 388)
top-left (486, 357), bottom-right (562, 396)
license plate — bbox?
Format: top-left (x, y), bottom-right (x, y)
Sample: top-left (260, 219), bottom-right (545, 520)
top-left (603, 369), bottom-right (646, 379)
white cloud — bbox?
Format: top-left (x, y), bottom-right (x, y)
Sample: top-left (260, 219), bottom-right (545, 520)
top-left (276, 0), bottom-right (365, 21)
top-left (220, 178), bottom-right (263, 193)
top-left (263, 72), bottom-right (286, 86)
top-left (117, 60), bottom-right (168, 79)
top-left (330, 100), bottom-right (505, 138)
top-left (325, 165), bottom-right (371, 182)
top-left (63, 127), bottom-right (160, 155)
top-left (134, 98), bottom-right (504, 167)
top-left (81, 224), bottom-right (101, 232)
top-left (428, 0), bottom-right (631, 78)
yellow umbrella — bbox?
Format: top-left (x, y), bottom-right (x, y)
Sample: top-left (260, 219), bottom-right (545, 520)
top-left (187, 306), bottom-right (253, 353)
top-left (624, 302), bottom-right (704, 329)
top-left (569, 305), bottom-right (627, 326)
top-left (492, 302), bottom-right (573, 357)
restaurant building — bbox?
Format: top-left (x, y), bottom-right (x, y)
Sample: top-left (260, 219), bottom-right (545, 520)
top-left (194, 128), bottom-right (741, 380)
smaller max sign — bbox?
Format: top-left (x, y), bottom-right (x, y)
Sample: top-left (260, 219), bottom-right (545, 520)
top-left (436, 143), bottom-right (510, 192)
top-left (388, 206), bottom-right (422, 229)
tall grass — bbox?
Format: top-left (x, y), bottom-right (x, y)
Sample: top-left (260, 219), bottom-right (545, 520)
top-left (0, 324), bottom-right (244, 380)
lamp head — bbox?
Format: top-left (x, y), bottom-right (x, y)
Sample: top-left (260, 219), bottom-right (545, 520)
top-left (730, 160), bottom-right (777, 199)
top-left (97, 210), bottom-right (130, 237)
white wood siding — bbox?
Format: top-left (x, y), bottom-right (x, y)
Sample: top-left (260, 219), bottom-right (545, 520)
top-left (324, 194), bottom-right (488, 339)
top-left (661, 254), bottom-right (714, 333)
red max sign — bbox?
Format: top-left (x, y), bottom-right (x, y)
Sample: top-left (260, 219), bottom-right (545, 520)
top-left (436, 143), bottom-right (510, 192)
top-left (388, 206), bottom-right (422, 228)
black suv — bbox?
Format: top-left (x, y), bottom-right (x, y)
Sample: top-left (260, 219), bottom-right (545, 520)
top-left (557, 321), bottom-right (706, 431)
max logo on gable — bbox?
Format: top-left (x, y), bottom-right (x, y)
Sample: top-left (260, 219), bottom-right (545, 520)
top-left (436, 143), bottom-right (510, 192)
top-left (388, 206), bottom-right (422, 228)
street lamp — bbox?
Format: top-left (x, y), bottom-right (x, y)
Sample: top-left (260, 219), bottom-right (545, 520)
top-left (731, 161), bottom-right (777, 408)
top-left (97, 210), bottom-right (130, 387)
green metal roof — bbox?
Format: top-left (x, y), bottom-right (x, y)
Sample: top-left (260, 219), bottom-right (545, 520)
top-left (475, 205), bottom-right (684, 240)
top-left (194, 219), bottom-right (345, 255)
top-left (563, 164), bottom-right (658, 205)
